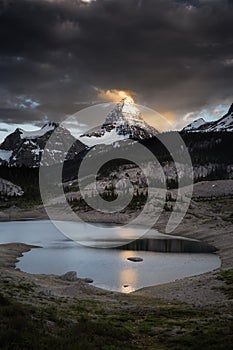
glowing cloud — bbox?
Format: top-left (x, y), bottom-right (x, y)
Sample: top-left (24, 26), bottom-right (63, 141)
top-left (97, 88), bottom-right (135, 104)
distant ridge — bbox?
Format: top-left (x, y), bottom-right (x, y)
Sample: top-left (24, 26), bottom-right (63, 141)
top-left (182, 103), bottom-right (233, 132)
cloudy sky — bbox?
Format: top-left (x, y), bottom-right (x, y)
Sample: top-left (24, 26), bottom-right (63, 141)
top-left (0, 0), bottom-right (232, 140)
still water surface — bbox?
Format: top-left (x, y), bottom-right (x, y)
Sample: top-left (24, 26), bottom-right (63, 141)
top-left (0, 220), bottom-right (220, 293)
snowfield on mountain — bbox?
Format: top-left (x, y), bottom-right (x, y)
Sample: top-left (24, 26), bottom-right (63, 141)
top-left (79, 97), bottom-right (158, 146)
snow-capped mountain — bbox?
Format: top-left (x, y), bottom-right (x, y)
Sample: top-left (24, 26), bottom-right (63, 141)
top-left (182, 103), bottom-right (233, 132)
top-left (0, 122), bottom-right (87, 167)
top-left (182, 118), bottom-right (206, 132)
top-left (79, 97), bottom-right (158, 146)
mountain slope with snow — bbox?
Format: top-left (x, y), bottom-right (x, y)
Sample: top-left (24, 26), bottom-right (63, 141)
top-left (0, 122), bottom-right (87, 167)
top-left (79, 97), bottom-right (158, 146)
top-left (182, 103), bottom-right (233, 132)
top-left (208, 103), bottom-right (233, 131)
top-left (182, 118), bottom-right (207, 132)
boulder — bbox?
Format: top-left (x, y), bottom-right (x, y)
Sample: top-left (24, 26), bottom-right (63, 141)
top-left (82, 278), bottom-right (94, 284)
top-left (61, 271), bottom-right (78, 282)
top-left (127, 257), bottom-right (143, 262)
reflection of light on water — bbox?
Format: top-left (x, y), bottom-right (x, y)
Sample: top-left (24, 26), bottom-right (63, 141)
top-left (120, 268), bottom-right (138, 293)
top-left (119, 251), bottom-right (139, 293)
top-left (122, 285), bottom-right (135, 293)
top-left (110, 226), bottom-right (145, 241)
top-left (120, 250), bottom-right (135, 259)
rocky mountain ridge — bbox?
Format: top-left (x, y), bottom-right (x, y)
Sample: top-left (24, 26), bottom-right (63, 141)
top-left (0, 122), bottom-right (87, 167)
top-left (183, 103), bottom-right (233, 132)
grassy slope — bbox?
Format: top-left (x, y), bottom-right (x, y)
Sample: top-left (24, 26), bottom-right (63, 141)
top-left (0, 271), bottom-right (233, 350)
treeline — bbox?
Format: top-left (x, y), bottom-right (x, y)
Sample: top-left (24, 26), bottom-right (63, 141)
top-left (142, 131), bottom-right (233, 165)
top-left (180, 131), bottom-right (233, 165)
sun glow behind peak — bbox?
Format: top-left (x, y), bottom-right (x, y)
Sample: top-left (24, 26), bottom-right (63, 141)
top-left (122, 95), bottom-right (134, 105)
top-left (97, 88), bottom-right (135, 104)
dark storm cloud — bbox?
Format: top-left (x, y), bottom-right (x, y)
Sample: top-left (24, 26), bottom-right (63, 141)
top-left (0, 0), bottom-right (232, 126)
top-left (0, 107), bottom-right (45, 124)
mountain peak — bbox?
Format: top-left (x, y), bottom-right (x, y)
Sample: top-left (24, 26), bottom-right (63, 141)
top-left (122, 96), bottom-right (134, 105)
top-left (42, 121), bottom-right (59, 129)
top-left (182, 118), bottom-right (207, 132)
top-left (17, 122), bottom-right (57, 140)
top-left (102, 98), bottom-right (143, 128)
top-left (80, 100), bottom-right (158, 146)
